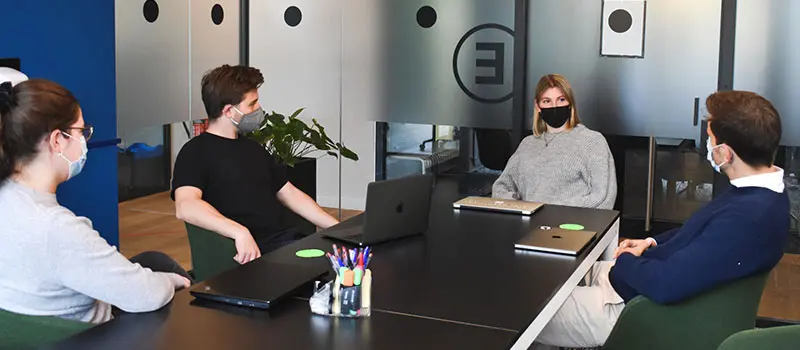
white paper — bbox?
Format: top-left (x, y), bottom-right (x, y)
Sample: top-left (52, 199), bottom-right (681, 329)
top-left (601, 0), bottom-right (646, 57)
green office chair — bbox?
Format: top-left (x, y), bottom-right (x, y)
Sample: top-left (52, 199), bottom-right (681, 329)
top-left (603, 271), bottom-right (770, 350)
top-left (185, 223), bottom-right (238, 282)
top-left (0, 308), bottom-right (93, 349)
top-left (717, 325), bottom-right (800, 350)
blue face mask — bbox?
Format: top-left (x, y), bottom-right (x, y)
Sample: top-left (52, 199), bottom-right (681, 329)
top-left (59, 133), bottom-right (88, 180)
top-left (706, 138), bottom-right (727, 173)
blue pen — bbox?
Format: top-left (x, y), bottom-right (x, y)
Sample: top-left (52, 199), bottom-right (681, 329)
top-left (362, 247), bottom-right (370, 265)
top-left (365, 252), bottom-right (373, 268)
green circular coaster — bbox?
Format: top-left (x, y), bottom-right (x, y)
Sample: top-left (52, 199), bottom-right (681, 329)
top-left (559, 224), bottom-right (585, 231)
top-left (295, 249), bottom-right (325, 258)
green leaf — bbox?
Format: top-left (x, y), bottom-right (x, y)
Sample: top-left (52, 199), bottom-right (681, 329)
top-left (245, 108), bottom-right (358, 165)
top-left (289, 108), bottom-right (305, 119)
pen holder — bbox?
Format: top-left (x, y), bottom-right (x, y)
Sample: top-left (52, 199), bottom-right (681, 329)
top-left (309, 269), bottom-right (372, 317)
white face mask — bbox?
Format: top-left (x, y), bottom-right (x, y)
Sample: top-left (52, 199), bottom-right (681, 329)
top-left (59, 132), bottom-right (88, 180)
top-left (706, 138), bottom-right (727, 173)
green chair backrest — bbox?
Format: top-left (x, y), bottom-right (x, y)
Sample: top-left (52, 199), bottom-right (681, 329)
top-left (603, 271), bottom-right (770, 350)
top-left (0, 308), bottom-right (93, 349)
top-left (185, 223), bottom-right (239, 282)
top-left (717, 325), bottom-right (800, 350)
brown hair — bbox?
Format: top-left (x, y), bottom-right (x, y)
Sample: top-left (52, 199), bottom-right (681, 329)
top-left (706, 91), bottom-right (782, 168)
top-left (201, 64), bottom-right (264, 120)
top-left (532, 74), bottom-right (580, 136)
top-left (0, 79), bottom-right (80, 182)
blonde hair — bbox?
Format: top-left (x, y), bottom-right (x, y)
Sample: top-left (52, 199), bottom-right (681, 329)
top-left (532, 74), bottom-right (580, 136)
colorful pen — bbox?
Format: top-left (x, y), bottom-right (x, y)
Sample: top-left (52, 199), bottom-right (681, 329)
top-left (365, 252), bottom-right (373, 268)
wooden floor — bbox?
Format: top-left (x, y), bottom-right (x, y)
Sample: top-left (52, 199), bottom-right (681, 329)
top-left (119, 192), bottom-right (800, 322)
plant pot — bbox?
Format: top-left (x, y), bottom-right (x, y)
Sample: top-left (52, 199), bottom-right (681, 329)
top-left (280, 157), bottom-right (317, 235)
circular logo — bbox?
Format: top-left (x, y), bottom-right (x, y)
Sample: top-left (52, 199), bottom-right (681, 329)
top-left (453, 23), bottom-right (515, 104)
top-left (609, 9), bottom-right (633, 33)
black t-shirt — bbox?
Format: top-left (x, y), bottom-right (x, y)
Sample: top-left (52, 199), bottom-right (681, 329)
top-left (171, 132), bottom-right (288, 240)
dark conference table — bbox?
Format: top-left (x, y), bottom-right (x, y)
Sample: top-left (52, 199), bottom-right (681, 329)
top-left (51, 176), bottom-right (620, 350)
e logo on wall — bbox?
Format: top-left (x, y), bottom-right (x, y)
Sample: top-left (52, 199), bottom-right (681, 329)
top-left (453, 23), bottom-right (515, 104)
top-left (601, 0), bottom-right (646, 58)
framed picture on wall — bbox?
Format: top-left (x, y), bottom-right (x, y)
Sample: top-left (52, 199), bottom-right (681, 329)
top-left (600, 0), bottom-right (647, 58)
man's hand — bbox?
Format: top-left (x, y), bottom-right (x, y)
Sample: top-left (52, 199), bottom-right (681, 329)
top-left (613, 238), bottom-right (656, 258)
top-left (233, 230), bottom-right (261, 264)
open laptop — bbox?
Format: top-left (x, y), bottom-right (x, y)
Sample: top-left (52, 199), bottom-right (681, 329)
top-left (453, 196), bottom-right (544, 215)
top-left (514, 226), bottom-right (597, 256)
top-left (322, 174), bottom-right (434, 246)
top-left (189, 261), bottom-right (327, 310)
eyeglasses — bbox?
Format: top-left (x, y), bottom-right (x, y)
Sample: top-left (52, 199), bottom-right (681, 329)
top-left (63, 125), bottom-right (94, 141)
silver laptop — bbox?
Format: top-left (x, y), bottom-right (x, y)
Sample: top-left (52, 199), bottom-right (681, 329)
top-left (514, 226), bottom-right (597, 256)
top-left (453, 196), bottom-right (544, 215)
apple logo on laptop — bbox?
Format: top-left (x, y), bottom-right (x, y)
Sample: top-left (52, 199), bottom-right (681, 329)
top-left (396, 202), bottom-right (404, 213)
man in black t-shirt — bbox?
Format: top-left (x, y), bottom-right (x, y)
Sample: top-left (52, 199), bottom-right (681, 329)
top-left (171, 65), bottom-right (338, 265)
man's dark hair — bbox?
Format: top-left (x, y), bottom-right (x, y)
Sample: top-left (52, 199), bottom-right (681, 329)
top-left (201, 65), bottom-right (264, 120)
top-left (707, 90), bottom-right (782, 168)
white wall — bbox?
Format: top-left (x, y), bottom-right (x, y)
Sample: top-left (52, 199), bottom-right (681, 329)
top-left (249, 1), bottom-right (376, 211)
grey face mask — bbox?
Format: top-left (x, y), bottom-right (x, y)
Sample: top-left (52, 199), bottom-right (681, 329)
top-left (230, 106), bottom-right (265, 133)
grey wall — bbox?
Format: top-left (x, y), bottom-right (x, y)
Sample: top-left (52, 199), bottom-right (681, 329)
top-left (526, 0), bottom-right (721, 140)
top-left (734, 0), bottom-right (800, 146)
top-left (249, 0), bottom-right (350, 208)
top-left (116, 0), bottom-right (190, 134)
top-left (116, 0), bottom-right (240, 133)
top-left (191, 0), bottom-right (240, 120)
top-left (358, 0), bottom-right (516, 129)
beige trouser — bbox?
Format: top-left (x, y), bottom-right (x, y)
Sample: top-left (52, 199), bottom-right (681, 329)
top-left (532, 261), bottom-right (625, 349)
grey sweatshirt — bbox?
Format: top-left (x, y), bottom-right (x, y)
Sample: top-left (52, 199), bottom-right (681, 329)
top-left (492, 124), bottom-right (617, 209)
top-left (0, 181), bottom-right (184, 324)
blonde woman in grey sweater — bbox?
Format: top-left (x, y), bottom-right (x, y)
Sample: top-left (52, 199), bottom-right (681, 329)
top-left (493, 74), bottom-right (617, 209)
top-left (0, 78), bottom-right (190, 324)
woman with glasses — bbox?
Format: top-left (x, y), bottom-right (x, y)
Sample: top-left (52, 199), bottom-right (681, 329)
top-left (0, 78), bottom-right (191, 324)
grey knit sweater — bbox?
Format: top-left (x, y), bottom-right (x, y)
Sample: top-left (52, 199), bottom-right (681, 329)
top-left (0, 181), bottom-right (185, 323)
top-left (492, 124), bottom-right (617, 209)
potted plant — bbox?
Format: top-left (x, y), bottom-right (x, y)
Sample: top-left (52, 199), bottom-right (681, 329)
top-left (244, 108), bottom-right (359, 234)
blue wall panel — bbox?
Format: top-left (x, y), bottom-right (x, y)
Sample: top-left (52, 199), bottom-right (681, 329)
top-left (0, 1), bottom-right (119, 247)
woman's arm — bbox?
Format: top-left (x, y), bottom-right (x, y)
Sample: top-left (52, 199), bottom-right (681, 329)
top-left (492, 147), bottom-right (523, 200)
top-left (48, 214), bottom-right (186, 313)
top-left (582, 134), bottom-right (618, 209)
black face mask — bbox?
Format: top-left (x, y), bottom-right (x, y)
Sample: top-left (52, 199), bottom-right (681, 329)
top-left (540, 105), bottom-right (571, 128)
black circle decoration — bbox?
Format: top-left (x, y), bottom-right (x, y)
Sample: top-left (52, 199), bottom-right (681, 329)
top-left (143, 0), bottom-right (159, 23)
top-left (416, 6), bottom-right (437, 28)
top-left (608, 9), bottom-right (633, 33)
top-left (211, 4), bottom-right (224, 25)
top-left (284, 6), bottom-right (302, 27)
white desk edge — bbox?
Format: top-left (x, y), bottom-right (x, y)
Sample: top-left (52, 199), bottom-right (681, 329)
top-left (509, 218), bottom-right (621, 350)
